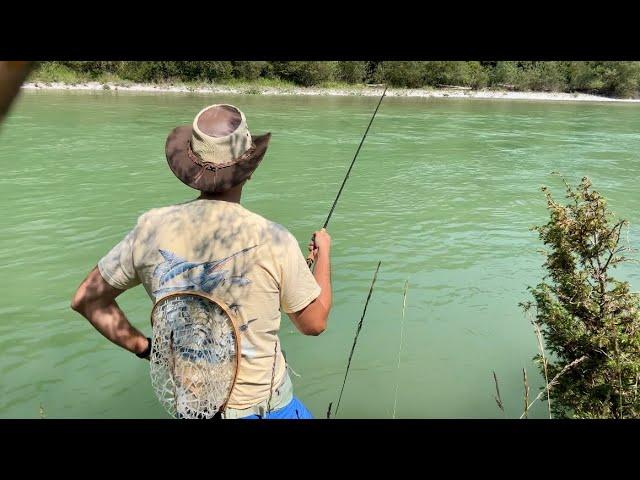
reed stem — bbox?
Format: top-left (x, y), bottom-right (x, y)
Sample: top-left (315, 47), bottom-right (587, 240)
top-left (492, 371), bottom-right (504, 413)
top-left (334, 261), bottom-right (382, 417)
top-left (392, 280), bottom-right (409, 419)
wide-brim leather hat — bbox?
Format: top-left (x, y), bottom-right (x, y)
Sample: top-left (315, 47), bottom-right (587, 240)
top-left (165, 104), bottom-right (271, 193)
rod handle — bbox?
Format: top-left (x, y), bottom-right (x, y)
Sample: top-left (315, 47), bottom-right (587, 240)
top-left (306, 232), bottom-right (316, 270)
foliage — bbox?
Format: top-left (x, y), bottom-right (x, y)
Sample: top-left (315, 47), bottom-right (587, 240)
top-left (29, 61), bottom-right (640, 98)
top-left (376, 61), bottom-right (427, 88)
top-left (336, 61), bottom-right (368, 84)
top-left (523, 177), bottom-right (640, 418)
top-left (269, 61), bottom-right (338, 87)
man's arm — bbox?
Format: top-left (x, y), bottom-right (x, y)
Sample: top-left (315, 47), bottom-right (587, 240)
top-left (71, 267), bottom-right (149, 357)
top-left (287, 228), bottom-right (332, 336)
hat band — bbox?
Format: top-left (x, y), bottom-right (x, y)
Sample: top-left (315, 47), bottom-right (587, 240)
top-left (187, 140), bottom-right (257, 171)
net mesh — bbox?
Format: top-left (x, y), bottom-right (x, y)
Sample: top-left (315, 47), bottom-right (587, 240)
top-left (150, 294), bottom-right (238, 419)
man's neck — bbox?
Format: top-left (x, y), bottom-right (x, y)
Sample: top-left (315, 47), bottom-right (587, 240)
top-left (197, 185), bottom-right (243, 203)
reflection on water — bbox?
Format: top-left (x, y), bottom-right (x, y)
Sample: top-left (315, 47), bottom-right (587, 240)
top-left (1, 91), bottom-right (639, 418)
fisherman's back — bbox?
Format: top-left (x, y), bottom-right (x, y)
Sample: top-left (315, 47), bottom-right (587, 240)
top-left (98, 199), bottom-right (320, 408)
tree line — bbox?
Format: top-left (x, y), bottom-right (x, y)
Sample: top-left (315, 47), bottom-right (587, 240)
top-left (32, 61), bottom-right (640, 98)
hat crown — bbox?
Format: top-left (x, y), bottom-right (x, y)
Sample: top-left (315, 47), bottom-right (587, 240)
top-left (191, 104), bottom-right (253, 164)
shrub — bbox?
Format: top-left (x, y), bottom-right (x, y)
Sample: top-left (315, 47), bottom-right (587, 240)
top-left (376, 61), bottom-right (426, 88)
top-left (269, 61), bottom-right (338, 86)
top-left (598, 62), bottom-right (640, 98)
top-left (232, 61), bottom-right (268, 81)
top-left (30, 62), bottom-right (80, 83)
top-left (516, 61), bottom-right (569, 92)
top-left (523, 177), bottom-right (640, 418)
top-left (336, 61), bottom-right (368, 84)
top-left (567, 61), bottom-right (605, 93)
top-left (490, 61), bottom-right (521, 87)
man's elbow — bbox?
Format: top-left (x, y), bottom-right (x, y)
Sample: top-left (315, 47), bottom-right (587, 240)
top-left (304, 326), bottom-right (325, 336)
top-left (303, 317), bottom-right (327, 336)
top-left (70, 289), bottom-right (86, 314)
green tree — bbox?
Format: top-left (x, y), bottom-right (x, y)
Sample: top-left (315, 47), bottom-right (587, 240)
top-left (269, 61), bottom-right (337, 86)
top-left (376, 61), bottom-right (426, 88)
top-left (566, 61), bottom-right (605, 93)
top-left (516, 61), bottom-right (569, 91)
top-left (232, 61), bottom-right (267, 81)
top-left (490, 61), bottom-right (521, 87)
top-left (596, 62), bottom-right (640, 98)
top-left (422, 61), bottom-right (489, 88)
top-left (336, 61), bottom-right (368, 84)
top-left (523, 177), bottom-right (640, 418)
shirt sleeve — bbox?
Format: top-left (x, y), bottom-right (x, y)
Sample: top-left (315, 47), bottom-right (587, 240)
top-left (97, 219), bottom-right (142, 291)
top-left (280, 231), bottom-right (321, 314)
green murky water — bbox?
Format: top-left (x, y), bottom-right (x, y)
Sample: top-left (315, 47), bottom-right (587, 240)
top-left (1, 90), bottom-right (639, 418)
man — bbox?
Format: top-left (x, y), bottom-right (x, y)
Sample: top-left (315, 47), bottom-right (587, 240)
top-left (71, 103), bottom-right (332, 419)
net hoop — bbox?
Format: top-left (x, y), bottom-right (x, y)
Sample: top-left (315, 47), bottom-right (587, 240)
top-left (149, 290), bottom-right (241, 418)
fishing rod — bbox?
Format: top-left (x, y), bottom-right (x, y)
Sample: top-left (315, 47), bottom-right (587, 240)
top-left (332, 260), bottom-right (382, 418)
top-left (307, 86), bottom-right (388, 268)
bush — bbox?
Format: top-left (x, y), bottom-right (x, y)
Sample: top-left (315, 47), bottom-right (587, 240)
top-left (566, 62), bottom-right (640, 98)
top-left (377, 61), bottom-right (426, 88)
top-left (336, 61), bottom-right (368, 84)
top-left (31, 62), bottom-right (81, 83)
top-left (198, 61), bottom-right (234, 81)
top-left (422, 61), bottom-right (454, 86)
top-left (516, 61), bottom-right (569, 92)
top-left (490, 61), bottom-right (521, 87)
top-left (59, 61), bottom-right (121, 79)
top-left (232, 61), bottom-right (267, 81)
top-left (598, 62), bottom-right (640, 98)
top-left (116, 62), bottom-right (168, 83)
top-left (377, 62), bottom-right (490, 89)
top-left (269, 61), bottom-right (338, 86)
top-left (523, 177), bottom-right (640, 418)
top-left (461, 62), bottom-right (490, 89)
top-left (113, 62), bottom-right (234, 83)
top-left (567, 62), bottom-right (605, 93)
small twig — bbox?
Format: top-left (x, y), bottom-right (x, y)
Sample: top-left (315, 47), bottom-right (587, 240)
top-left (326, 402), bottom-right (333, 419)
top-left (286, 362), bottom-right (302, 378)
top-left (393, 280), bottom-right (409, 419)
top-left (519, 355), bottom-right (588, 419)
top-left (523, 368), bottom-right (530, 419)
top-left (532, 317), bottom-right (552, 419)
top-left (492, 371), bottom-right (504, 412)
top-left (614, 335), bottom-right (624, 419)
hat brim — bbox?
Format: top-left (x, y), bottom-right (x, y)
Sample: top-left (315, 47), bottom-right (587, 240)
top-left (165, 125), bottom-right (271, 193)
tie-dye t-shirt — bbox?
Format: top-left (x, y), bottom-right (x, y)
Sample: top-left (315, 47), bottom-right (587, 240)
top-left (97, 199), bottom-right (321, 409)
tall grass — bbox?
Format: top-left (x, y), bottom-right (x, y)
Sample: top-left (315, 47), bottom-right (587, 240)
top-left (392, 280), bottom-right (409, 419)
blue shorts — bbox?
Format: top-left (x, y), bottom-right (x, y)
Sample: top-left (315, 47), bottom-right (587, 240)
top-left (240, 396), bottom-right (314, 420)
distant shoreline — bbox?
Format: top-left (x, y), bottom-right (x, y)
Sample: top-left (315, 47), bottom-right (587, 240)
top-left (21, 81), bottom-right (640, 104)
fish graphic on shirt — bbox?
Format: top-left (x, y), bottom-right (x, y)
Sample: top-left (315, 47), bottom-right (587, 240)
top-left (152, 245), bottom-right (258, 297)
top-left (152, 245), bottom-right (261, 359)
